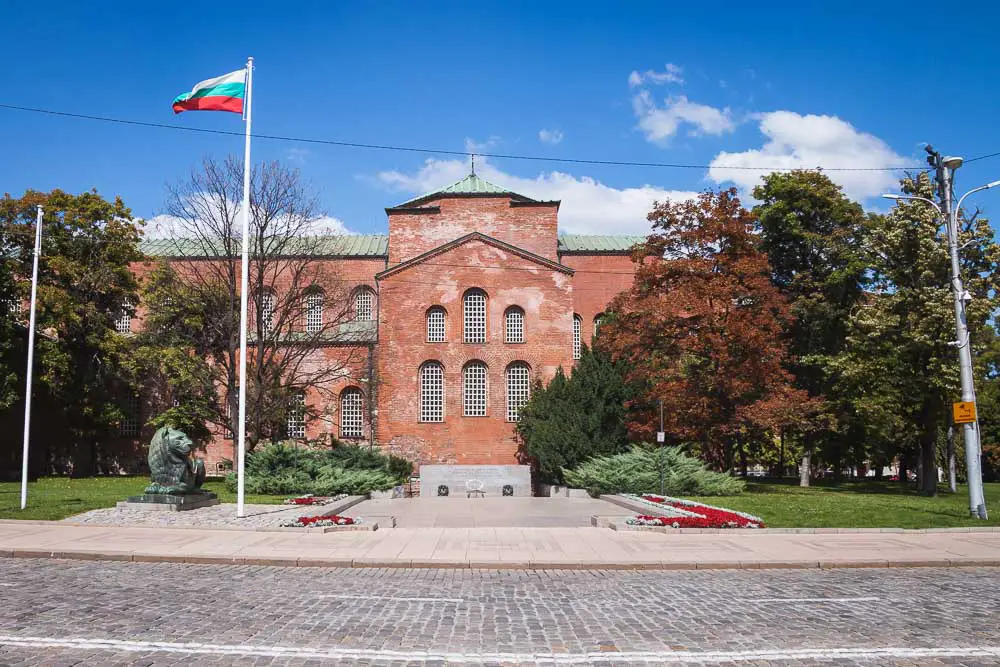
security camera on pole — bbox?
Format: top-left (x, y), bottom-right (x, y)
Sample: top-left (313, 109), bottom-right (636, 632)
top-left (882, 146), bottom-right (998, 519)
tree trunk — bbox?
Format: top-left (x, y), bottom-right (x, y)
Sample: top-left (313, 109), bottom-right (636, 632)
top-left (898, 457), bottom-right (908, 486)
top-left (799, 450), bottom-right (811, 487)
top-left (917, 407), bottom-right (938, 496)
top-left (777, 427), bottom-right (785, 478)
top-left (947, 425), bottom-right (957, 493)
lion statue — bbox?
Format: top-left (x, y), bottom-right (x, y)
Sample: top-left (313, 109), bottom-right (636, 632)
top-left (144, 426), bottom-right (206, 495)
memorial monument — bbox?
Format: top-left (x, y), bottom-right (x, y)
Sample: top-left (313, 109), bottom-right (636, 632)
top-left (120, 426), bottom-right (219, 511)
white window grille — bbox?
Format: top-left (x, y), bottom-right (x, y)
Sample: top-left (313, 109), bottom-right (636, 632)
top-left (505, 307), bottom-right (524, 344)
top-left (223, 397), bottom-right (234, 440)
top-left (340, 387), bottom-right (364, 438)
top-left (115, 298), bottom-right (133, 334)
top-left (305, 291), bottom-right (323, 332)
top-left (506, 363), bottom-right (531, 422)
top-left (355, 289), bottom-right (374, 321)
top-left (426, 307), bottom-right (446, 342)
top-left (286, 390), bottom-right (306, 439)
top-left (118, 391), bottom-right (140, 437)
top-left (573, 315), bottom-right (582, 360)
top-left (5, 298), bottom-right (21, 317)
top-left (260, 291), bottom-right (275, 334)
top-left (463, 289), bottom-right (486, 343)
top-left (420, 362), bottom-right (444, 422)
top-left (463, 361), bottom-right (488, 417)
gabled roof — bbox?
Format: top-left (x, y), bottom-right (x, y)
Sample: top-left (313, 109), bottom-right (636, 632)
top-left (557, 234), bottom-right (646, 254)
top-left (388, 173), bottom-right (558, 210)
top-left (377, 231), bottom-right (574, 280)
top-left (140, 235), bottom-right (389, 258)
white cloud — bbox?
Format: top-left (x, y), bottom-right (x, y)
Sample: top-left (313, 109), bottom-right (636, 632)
top-left (628, 63), bottom-right (684, 87)
top-left (143, 213), bottom-right (352, 239)
top-left (377, 157), bottom-right (696, 235)
top-left (285, 148), bottom-right (310, 164)
top-left (708, 111), bottom-right (908, 201)
top-left (632, 91), bottom-right (736, 143)
top-left (538, 129), bottom-right (564, 145)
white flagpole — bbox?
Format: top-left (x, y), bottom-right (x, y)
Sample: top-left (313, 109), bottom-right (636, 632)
top-left (20, 205), bottom-right (43, 510)
top-left (236, 57), bottom-right (253, 518)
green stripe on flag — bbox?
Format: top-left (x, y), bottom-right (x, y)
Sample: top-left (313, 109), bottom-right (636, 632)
top-left (173, 82), bottom-right (245, 104)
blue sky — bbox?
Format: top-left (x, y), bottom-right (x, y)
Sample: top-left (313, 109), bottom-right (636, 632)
top-left (4, 1), bottom-right (1000, 236)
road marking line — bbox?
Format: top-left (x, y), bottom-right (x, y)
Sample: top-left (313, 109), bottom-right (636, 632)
top-left (0, 636), bottom-right (998, 664)
top-left (737, 596), bottom-right (881, 603)
top-left (316, 594), bottom-right (464, 603)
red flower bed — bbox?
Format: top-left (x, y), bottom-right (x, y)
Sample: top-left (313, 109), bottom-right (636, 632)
top-left (282, 514), bottom-right (359, 527)
top-left (628, 495), bottom-right (764, 529)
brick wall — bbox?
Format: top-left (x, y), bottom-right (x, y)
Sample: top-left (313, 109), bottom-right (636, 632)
top-left (559, 253), bottom-right (638, 343)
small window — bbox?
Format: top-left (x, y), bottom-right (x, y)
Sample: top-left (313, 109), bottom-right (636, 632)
top-left (593, 312), bottom-right (605, 336)
top-left (463, 289), bottom-right (487, 343)
top-left (355, 288), bottom-right (375, 321)
top-left (223, 396), bottom-right (234, 440)
top-left (573, 314), bottom-right (582, 360)
top-left (505, 362), bottom-right (531, 422)
top-left (426, 306), bottom-right (446, 342)
top-left (305, 290), bottom-right (323, 332)
top-left (420, 362), bottom-right (444, 422)
top-left (4, 298), bottom-right (21, 317)
top-left (340, 387), bottom-right (364, 438)
top-left (505, 307), bottom-right (525, 344)
top-left (115, 298), bottom-right (133, 335)
top-left (259, 291), bottom-right (275, 334)
top-left (118, 391), bottom-right (141, 437)
top-left (463, 361), bottom-right (488, 417)
top-left (286, 390), bottom-right (306, 439)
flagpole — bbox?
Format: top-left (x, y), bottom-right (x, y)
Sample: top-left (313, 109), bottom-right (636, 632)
top-left (20, 205), bottom-right (42, 510)
top-left (236, 57), bottom-right (253, 519)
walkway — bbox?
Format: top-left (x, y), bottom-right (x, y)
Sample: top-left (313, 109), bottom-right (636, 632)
top-left (353, 496), bottom-right (613, 527)
top-left (1, 520), bottom-right (998, 569)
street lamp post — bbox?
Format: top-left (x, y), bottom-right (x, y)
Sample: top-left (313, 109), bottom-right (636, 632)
top-left (882, 164), bottom-right (999, 519)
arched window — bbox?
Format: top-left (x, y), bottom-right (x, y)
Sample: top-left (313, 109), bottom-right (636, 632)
top-left (419, 362), bottom-right (444, 422)
top-left (426, 306), bottom-right (446, 342)
top-left (286, 390), bottom-right (306, 439)
top-left (115, 298), bottom-right (133, 335)
top-left (505, 306), bottom-right (525, 344)
top-left (304, 290), bottom-right (323, 333)
top-left (573, 314), bottom-right (582, 360)
top-left (118, 391), bottom-right (140, 436)
top-left (354, 288), bottom-right (375, 321)
top-left (593, 312), bottom-right (605, 336)
top-left (505, 362), bottom-right (531, 422)
top-left (259, 290), bottom-right (275, 334)
top-left (463, 361), bottom-right (488, 417)
top-left (463, 288), bottom-right (487, 343)
top-left (340, 387), bottom-right (364, 438)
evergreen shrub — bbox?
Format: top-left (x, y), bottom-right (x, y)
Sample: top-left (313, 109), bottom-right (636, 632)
top-left (563, 446), bottom-right (744, 496)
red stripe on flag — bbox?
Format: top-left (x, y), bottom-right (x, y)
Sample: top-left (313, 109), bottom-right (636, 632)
top-left (172, 96), bottom-right (244, 114)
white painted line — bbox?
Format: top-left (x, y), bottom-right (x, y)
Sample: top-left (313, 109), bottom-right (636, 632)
top-left (316, 594), bottom-right (464, 603)
top-left (737, 596), bottom-right (881, 603)
top-left (0, 635), bottom-right (998, 664)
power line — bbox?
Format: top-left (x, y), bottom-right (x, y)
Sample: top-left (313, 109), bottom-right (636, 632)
top-left (0, 102), bottom-right (934, 173)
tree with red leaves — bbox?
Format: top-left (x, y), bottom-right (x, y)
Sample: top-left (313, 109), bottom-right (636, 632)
top-left (598, 189), bottom-right (814, 470)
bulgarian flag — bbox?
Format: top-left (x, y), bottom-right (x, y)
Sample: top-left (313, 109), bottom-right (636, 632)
top-left (172, 69), bottom-right (246, 114)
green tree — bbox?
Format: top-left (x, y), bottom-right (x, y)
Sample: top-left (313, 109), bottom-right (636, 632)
top-left (0, 237), bottom-right (21, 412)
top-left (752, 170), bottom-right (870, 485)
top-left (516, 345), bottom-right (631, 484)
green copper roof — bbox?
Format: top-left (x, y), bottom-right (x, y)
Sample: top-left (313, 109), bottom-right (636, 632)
top-left (141, 235), bottom-right (389, 258)
top-left (557, 234), bottom-right (646, 253)
top-left (392, 173), bottom-right (539, 208)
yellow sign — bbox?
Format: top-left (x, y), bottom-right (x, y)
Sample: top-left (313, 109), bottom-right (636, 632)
top-left (953, 401), bottom-right (977, 424)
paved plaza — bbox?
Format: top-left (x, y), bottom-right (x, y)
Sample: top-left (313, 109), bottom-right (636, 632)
top-left (0, 558), bottom-right (998, 665)
top-left (352, 497), bottom-right (616, 528)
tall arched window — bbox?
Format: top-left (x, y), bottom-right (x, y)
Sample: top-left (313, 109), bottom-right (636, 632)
top-left (419, 362), bottom-right (445, 422)
top-left (259, 290), bottom-right (275, 334)
top-left (340, 387), bottom-right (364, 438)
top-left (463, 361), bottom-right (488, 417)
top-left (354, 288), bottom-right (375, 321)
top-left (115, 298), bottom-right (133, 335)
top-left (505, 306), bottom-right (525, 344)
top-left (426, 306), bottom-right (446, 342)
top-left (463, 288), bottom-right (486, 343)
top-left (573, 314), bottom-right (582, 360)
top-left (304, 289), bottom-right (324, 333)
top-left (286, 390), bottom-right (306, 439)
top-left (505, 362), bottom-right (531, 422)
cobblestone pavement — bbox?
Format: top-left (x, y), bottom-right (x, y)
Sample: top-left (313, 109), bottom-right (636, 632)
top-left (0, 560), bottom-right (998, 665)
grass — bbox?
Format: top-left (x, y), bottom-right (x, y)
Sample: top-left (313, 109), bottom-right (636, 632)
top-left (682, 479), bottom-right (1000, 528)
top-left (0, 476), bottom-right (286, 521)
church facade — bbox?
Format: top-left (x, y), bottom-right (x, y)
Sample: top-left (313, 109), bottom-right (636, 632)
top-left (137, 174), bottom-right (643, 471)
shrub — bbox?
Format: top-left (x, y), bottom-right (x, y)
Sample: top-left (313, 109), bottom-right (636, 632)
top-left (563, 445), bottom-right (744, 496)
top-left (224, 441), bottom-right (412, 495)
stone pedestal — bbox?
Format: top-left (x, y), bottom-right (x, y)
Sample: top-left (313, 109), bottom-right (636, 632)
top-left (117, 491), bottom-right (220, 512)
top-left (418, 465), bottom-right (532, 497)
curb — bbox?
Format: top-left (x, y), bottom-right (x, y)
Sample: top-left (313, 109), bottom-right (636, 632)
top-left (3, 550), bottom-right (998, 571)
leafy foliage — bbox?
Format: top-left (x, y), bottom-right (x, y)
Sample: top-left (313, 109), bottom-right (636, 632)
top-left (516, 345), bottom-right (631, 483)
top-left (563, 446), bottom-right (745, 496)
top-left (224, 441), bottom-right (412, 496)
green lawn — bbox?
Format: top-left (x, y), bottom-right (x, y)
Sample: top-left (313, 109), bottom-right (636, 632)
top-left (683, 479), bottom-right (1000, 528)
top-left (0, 476), bottom-right (286, 521)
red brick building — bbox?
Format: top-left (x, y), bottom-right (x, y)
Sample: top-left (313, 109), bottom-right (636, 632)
top-left (137, 174), bottom-right (643, 470)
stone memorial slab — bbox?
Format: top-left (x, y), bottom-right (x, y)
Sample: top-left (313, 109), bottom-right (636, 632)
top-left (418, 465), bottom-right (531, 497)
top-left (118, 492), bottom-right (219, 512)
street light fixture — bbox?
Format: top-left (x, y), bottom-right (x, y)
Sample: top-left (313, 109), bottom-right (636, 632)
top-left (882, 164), bottom-right (997, 519)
